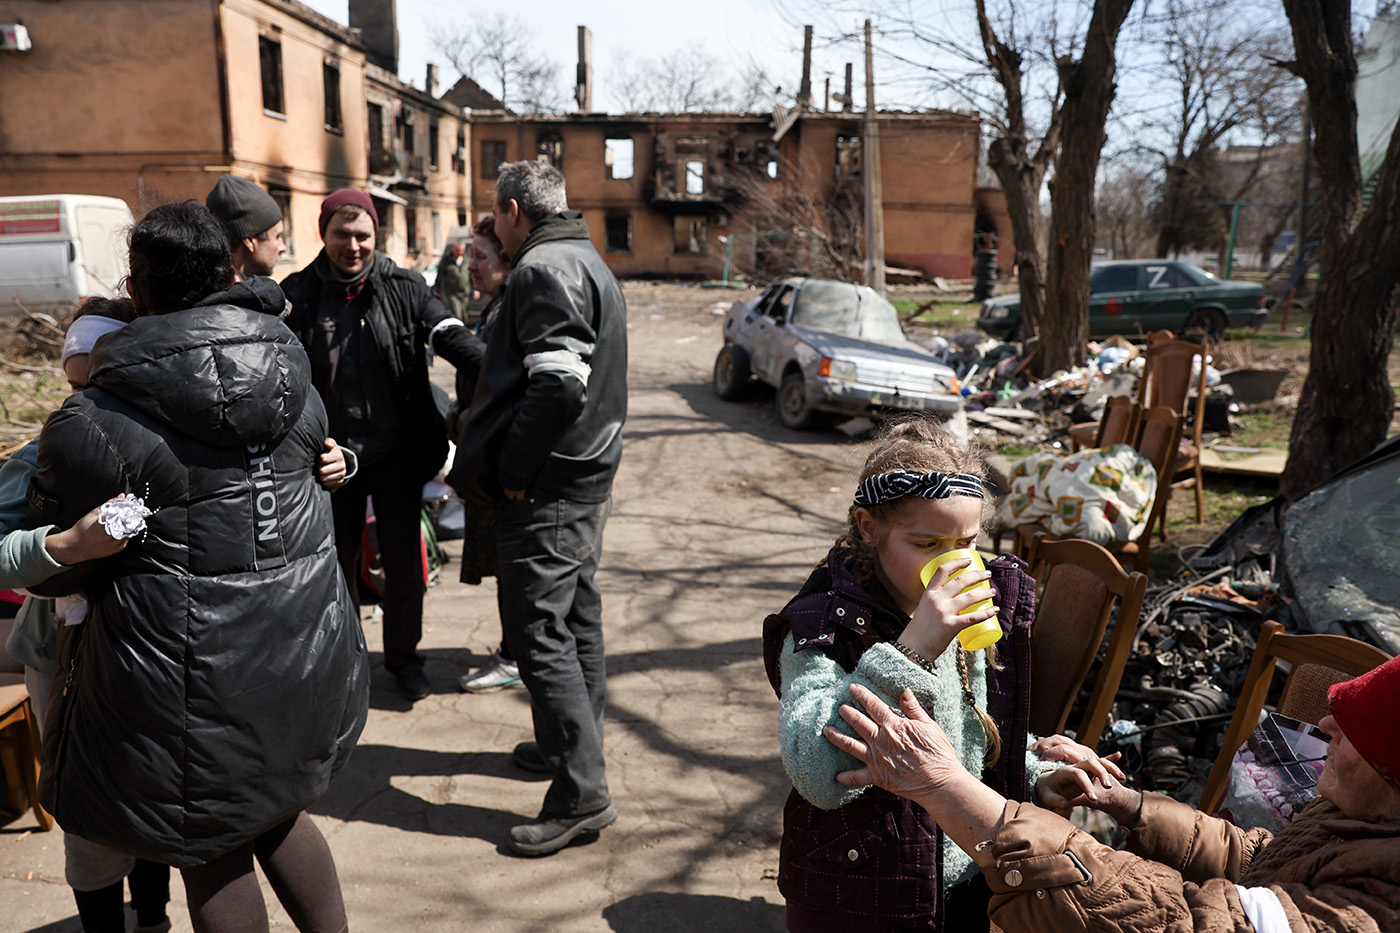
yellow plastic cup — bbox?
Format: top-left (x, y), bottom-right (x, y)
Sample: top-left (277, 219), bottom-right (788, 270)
top-left (919, 548), bottom-right (1002, 651)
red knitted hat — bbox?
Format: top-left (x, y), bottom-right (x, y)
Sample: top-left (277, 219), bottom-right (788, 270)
top-left (1329, 654), bottom-right (1400, 793)
top-left (318, 189), bottom-right (379, 236)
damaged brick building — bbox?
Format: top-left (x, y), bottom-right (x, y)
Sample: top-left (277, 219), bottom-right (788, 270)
top-left (468, 106), bottom-right (1008, 282)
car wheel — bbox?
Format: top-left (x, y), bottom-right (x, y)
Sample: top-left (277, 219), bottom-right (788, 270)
top-left (777, 371), bottom-right (818, 430)
top-left (713, 343), bottom-right (752, 400)
top-left (1186, 308), bottom-right (1227, 342)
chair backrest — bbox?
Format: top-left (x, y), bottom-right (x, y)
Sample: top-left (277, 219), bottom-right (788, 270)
top-left (1134, 404), bottom-right (1181, 511)
top-left (1137, 333), bottom-right (1202, 415)
top-left (1093, 396), bottom-right (1141, 449)
top-left (1198, 619), bottom-right (1394, 813)
top-left (1024, 535), bottom-right (1148, 751)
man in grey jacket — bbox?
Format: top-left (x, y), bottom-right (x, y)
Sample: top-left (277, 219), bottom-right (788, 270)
top-left (449, 161), bottom-right (627, 856)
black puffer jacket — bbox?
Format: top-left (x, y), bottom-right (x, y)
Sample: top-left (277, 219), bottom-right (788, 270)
top-left (28, 279), bottom-right (369, 867)
top-left (448, 212), bottom-right (628, 504)
top-left (281, 251), bottom-right (484, 485)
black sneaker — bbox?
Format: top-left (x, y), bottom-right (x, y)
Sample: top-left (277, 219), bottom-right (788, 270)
top-left (511, 740), bottom-right (553, 774)
top-left (393, 666), bottom-right (431, 700)
top-left (508, 804), bottom-right (618, 856)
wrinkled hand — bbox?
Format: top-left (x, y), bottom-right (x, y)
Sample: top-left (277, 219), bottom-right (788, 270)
top-left (898, 558), bottom-right (998, 661)
top-left (823, 683), bottom-right (973, 800)
top-left (1037, 757), bottom-right (1142, 821)
top-left (318, 438), bottom-right (348, 489)
top-left (45, 495), bottom-right (131, 564)
top-left (1032, 735), bottom-right (1126, 787)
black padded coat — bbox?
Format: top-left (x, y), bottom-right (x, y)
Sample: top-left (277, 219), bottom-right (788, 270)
top-left (28, 279), bottom-right (369, 867)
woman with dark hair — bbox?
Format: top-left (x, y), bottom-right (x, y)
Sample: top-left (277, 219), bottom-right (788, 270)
top-left (28, 201), bottom-right (369, 933)
top-left (452, 214), bottom-right (523, 693)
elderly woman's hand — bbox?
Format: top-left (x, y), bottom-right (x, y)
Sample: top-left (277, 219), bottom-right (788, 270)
top-left (1032, 734), bottom-right (1127, 790)
top-left (1037, 759), bottom-right (1144, 825)
top-left (823, 683), bottom-right (972, 800)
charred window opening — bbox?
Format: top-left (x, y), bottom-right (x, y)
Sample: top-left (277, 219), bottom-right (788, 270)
top-left (481, 141), bottom-right (506, 179)
top-left (684, 160), bottom-right (705, 194)
top-left (605, 138), bottom-right (634, 180)
top-left (835, 135), bottom-right (862, 180)
top-left (367, 103), bottom-right (385, 158)
top-left (674, 216), bottom-right (707, 254)
top-left (322, 62), bottom-right (342, 131)
top-left (605, 215), bottom-right (632, 253)
top-left (454, 129), bottom-right (467, 174)
top-left (401, 109), bottom-right (415, 155)
top-left (429, 120), bottom-right (440, 170)
top-left (259, 36), bottom-right (284, 116)
top-left (537, 132), bottom-right (563, 167)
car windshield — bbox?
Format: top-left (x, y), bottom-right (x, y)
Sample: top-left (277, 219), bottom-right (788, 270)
top-left (790, 280), bottom-right (907, 343)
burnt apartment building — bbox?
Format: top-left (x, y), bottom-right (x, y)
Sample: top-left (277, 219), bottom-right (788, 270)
top-left (469, 106), bottom-right (999, 282)
top-left (0, 0), bottom-right (469, 273)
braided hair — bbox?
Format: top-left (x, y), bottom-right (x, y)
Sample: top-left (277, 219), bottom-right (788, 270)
top-left (834, 416), bottom-right (1002, 765)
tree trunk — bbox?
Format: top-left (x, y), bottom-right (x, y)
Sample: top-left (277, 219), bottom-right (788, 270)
top-left (1042, 0), bottom-right (1135, 374)
top-left (987, 137), bottom-right (1049, 340)
top-left (1279, 0), bottom-right (1400, 498)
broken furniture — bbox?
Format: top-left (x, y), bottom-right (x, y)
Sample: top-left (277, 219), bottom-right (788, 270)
top-left (1014, 404), bottom-right (1182, 574)
top-left (1067, 395), bottom-right (1141, 453)
top-left (1198, 619), bottom-right (1393, 815)
top-left (0, 617), bottom-right (50, 830)
top-left (1138, 332), bottom-right (1209, 530)
top-left (1024, 534), bottom-right (1148, 752)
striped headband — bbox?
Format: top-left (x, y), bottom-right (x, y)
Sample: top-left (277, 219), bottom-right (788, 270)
top-left (854, 470), bottom-right (985, 508)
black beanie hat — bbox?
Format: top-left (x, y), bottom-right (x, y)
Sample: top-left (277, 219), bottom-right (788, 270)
top-left (205, 175), bottom-right (283, 241)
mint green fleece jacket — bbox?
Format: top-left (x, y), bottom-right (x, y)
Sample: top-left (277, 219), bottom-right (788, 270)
top-left (779, 636), bottom-right (1058, 887)
top-left (1, 441), bottom-right (64, 674)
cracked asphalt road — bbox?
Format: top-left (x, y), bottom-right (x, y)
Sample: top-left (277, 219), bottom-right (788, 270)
top-left (2, 282), bottom-right (866, 931)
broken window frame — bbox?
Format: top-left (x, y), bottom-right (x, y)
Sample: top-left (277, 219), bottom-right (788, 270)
top-left (259, 35), bottom-right (284, 116)
top-left (604, 214), bottom-right (632, 253)
top-left (673, 216), bottom-right (707, 254)
top-left (684, 160), bottom-right (706, 195)
top-left (322, 61), bottom-right (342, 132)
top-left (537, 132), bottom-right (564, 168)
top-left (835, 134), bottom-right (863, 181)
top-left (481, 140), bottom-right (507, 179)
top-left (605, 137), bottom-right (634, 180)
top-left (429, 120), bottom-right (440, 171)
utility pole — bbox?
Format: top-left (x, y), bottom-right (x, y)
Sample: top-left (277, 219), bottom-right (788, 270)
top-left (862, 19), bottom-right (885, 295)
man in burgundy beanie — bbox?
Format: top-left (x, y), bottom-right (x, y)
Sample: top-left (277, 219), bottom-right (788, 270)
top-left (281, 190), bottom-right (483, 701)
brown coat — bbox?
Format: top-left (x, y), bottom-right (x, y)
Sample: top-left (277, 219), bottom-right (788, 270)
top-left (982, 794), bottom-right (1400, 933)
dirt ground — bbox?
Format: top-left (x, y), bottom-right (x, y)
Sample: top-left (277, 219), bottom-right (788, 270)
top-left (0, 281), bottom-right (1395, 930)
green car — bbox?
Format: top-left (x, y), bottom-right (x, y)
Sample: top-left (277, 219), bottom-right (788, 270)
top-left (976, 259), bottom-right (1268, 341)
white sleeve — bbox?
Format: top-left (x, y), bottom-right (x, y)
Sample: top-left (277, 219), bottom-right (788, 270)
top-left (1233, 885), bottom-right (1291, 933)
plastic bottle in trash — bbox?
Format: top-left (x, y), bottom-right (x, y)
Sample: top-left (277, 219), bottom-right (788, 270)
top-left (919, 549), bottom-right (1001, 650)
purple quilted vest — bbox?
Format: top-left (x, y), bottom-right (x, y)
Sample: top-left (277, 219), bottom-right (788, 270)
top-left (762, 549), bottom-right (1036, 928)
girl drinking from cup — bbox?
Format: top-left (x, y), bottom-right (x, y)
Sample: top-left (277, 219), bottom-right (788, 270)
top-left (763, 417), bottom-right (1063, 932)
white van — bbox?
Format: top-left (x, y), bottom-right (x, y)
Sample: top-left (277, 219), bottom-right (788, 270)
top-left (0, 194), bottom-right (134, 319)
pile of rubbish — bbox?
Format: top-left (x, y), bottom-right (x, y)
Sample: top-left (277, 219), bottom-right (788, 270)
top-left (1064, 433), bottom-right (1400, 804)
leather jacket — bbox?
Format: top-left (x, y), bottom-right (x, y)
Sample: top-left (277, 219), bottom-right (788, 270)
top-left (448, 212), bottom-right (628, 504)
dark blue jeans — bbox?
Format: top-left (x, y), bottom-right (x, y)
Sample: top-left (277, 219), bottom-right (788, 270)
top-left (497, 495), bottom-right (612, 818)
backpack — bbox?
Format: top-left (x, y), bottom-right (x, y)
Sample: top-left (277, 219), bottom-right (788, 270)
top-left (358, 508), bottom-right (445, 603)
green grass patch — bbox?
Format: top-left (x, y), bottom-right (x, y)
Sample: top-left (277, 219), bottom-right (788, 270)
top-left (892, 299), bottom-right (981, 326)
top-left (997, 442), bottom-right (1040, 459)
top-left (1164, 475), bottom-right (1278, 537)
top-left (1226, 408), bottom-right (1291, 451)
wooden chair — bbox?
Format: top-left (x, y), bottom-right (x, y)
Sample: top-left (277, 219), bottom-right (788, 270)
top-left (1023, 535), bottom-right (1148, 751)
top-left (0, 682), bottom-right (51, 831)
top-left (1198, 619), bottom-right (1393, 814)
top-left (1068, 395), bottom-right (1141, 452)
top-left (1010, 405), bottom-right (1181, 574)
top-left (1138, 333), bottom-right (1209, 528)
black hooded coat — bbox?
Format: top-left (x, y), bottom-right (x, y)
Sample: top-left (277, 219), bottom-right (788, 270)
top-left (27, 278), bottom-right (369, 867)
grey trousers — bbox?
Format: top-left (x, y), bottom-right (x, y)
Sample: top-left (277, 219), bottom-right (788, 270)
top-left (497, 495), bottom-right (612, 817)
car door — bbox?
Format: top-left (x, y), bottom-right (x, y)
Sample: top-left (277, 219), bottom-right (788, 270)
top-left (749, 283), bottom-right (797, 384)
top-left (1088, 265), bottom-right (1143, 336)
top-left (1138, 263), bottom-right (1196, 332)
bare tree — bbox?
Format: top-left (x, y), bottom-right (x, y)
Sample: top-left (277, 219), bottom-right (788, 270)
top-left (1039, 0), bottom-right (1136, 374)
top-left (1277, 0), bottom-right (1400, 498)
top-left (612, 48), bottom-right (777, 113)
top-left (1096, 159), bottom-right (1158, 258)
top-left (432, 15), bottom-right (567, 114)
top-left (1145, 0), bottom-right (1297, 262)
top-left (973, 0), bottom-right (1061, 344)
